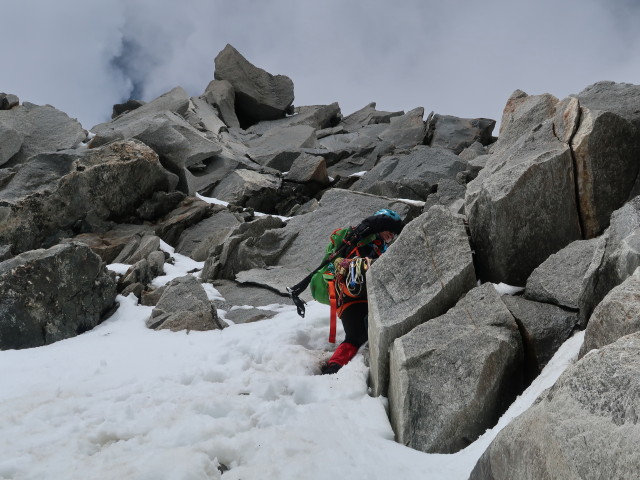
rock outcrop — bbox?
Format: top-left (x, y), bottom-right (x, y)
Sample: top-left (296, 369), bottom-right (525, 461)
top-left (368, 205), bottom-right (477, 396)
top-left (0, 242), bottom-right (116, 350)
top-left (470, 332), bottom-right (640, 480)
top-left (388, 284), bottom-right (523, 453)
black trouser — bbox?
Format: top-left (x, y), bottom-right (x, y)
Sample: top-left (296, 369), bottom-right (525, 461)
top-left (339, 301), bottom-right (368, 348)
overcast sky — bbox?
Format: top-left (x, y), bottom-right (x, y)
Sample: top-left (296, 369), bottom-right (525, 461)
top-left (2, 0), bottom-right (639, 130)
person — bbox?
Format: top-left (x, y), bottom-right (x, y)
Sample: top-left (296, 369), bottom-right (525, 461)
top-left (320, 209), bottom-right (404, 375)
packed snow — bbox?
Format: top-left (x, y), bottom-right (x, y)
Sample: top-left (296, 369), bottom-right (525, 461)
top-left (0, 241), bottom-right (584, 480)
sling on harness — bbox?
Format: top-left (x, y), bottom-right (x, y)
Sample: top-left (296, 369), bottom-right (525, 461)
top-left (286, 222), bottom-right (374, 317)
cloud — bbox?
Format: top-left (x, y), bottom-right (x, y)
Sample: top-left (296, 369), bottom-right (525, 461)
top-left (1, 0), bottom-right (639, 130)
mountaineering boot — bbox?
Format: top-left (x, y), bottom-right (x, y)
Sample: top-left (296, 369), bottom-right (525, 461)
top-left (322, 342), bottom-right (359, 374)
top-left (321, 362), bottom-right (342, 375)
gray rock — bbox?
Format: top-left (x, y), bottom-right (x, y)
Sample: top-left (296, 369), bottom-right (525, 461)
top-left (229, 189), bottom-right (418, 296)
top-left (423, 178), bottom-right (467, 214)
top-left (70, 224), bottom-right (155, 264)
top-left (501, 295), bottom-right (577, 375)
top-left (141, 285), bottom-right (166, 307)
top-left (246, 124), bottom-right (317, 171)
top-left (203, 79), bottom-right (240, 129)
top-left (147, 275), bottom-right (224, 331)
top-left (225, 307), bottom-right (277, 324)
top-left (465, 95), bottom-right (582, 285)
top-left (0, 242), bottom-right (117, 350)
top-left (317, 123), bottom-right (390, 172)
top-left (112, 99), bottom-right (145, 119)
top-left (470, 332), bottom-right (640, 480)
top-left (389, 284), bottom-right (523, 453)
top-left (247, 103), bottom-right (341, 135)
top-left (317, 125), bottom-right (345, 139)
top-left (467, 83), bottom-right (640, 286)
top-left (154, 197), bottom-right (216, 246)
top-left (368, 205), bottom-right (477, 396)
top-left (0, 245), bottom-right (11, 261)
top-left (458, 141), bottom-right (488, 161)
top-left (147, 250), bottom-right (165, 277)
top-left (214, 44), bottom-right (294, 126)
top-left (210, 279), bottom-right (286, 309)
top-left (285, 154), bottom-right (330, 186)
top-left (0, 93), bottom-right (19, 110)
top-left (90, 86), bottom-right (190, 145)
top-left (427, 114), bottom-right (495, 154)
top-left (209, 169), bottom-right (282, 213)
top-left (112, 234), bottom-right (161, 264)
top-left (584, 196), bottom-right (640, 322)
top-left (378, 107), bottom-right (427, 150)
top-left (0, 124), bottom-right (23, 167)
top-left (121, 282), bottom-right (144, 299)
top-left (525, 237), bottom-right (602, 312)
top-left (175, 208), bottom-right (242, 261)
top-left (0, 102), bottom-right (86, 166)
top-left (119, 259), bottom-right (153, 291)
top-left (202, 215), bottom-right (289, 281)
top-left (350, 146), bottom-right (467, 201)
top-left (0, 140), bottom-right (175, 254)
top-left (340, 102), bottom-right (404, 133)
top-left (133, 112), bottom-right (223, 194)
top-left (572, 82), bottom-right (640, 238)
top-left (579, 267), bottom-right (640, 358)
top-left (495, 89), bottom-right (558, 147)
top-left (135, 191), bottom-right (186, 222)
top-left (186, 96), bottom-right (228, 135)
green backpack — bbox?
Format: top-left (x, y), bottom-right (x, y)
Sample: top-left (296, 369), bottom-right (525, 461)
top-left (309, 227), bottom-right (376, 304)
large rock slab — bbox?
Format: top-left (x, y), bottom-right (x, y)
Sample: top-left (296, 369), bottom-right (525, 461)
top-left (0, 140), bottom-right (175, 254)
top-left (465, 94), bottom-right (582, 285)
top-left (524, 237), bottom-right (602, 312)
top-left (317, 123), bottom-right (390, 170)
top-left (247, 103), bottom-right (341, 135)
top-left (214, 44), bottom-right (294, 127)
top-left (202, 215), bottom-right (290, 281)
top-left (226, 189), bottom-right (418, 295)
top-left (350, 146), bottom-right (467, 201)
top-left (579, 267), bottom-right (640, 358)
top-left (427, 114), bottom-right (496, 154)
top-left (186, 96), bottom-right (228, 135)
top-left (133, 112), bottom-right (223, 193)
top-left (339, 102), bottom-right (404, 133)
top-left (0, 124), bottom-right (23, 167)
top-left (501, 295), bottom-right (577, 376)
top-left (389, 284), bottom-right (523, 453)
top-left (466, 82), bottom-right (640, 285)
top-left (378, 107), bottom-right (427, 150)
top-left (209, 169), bottom-right (282, 213)
top-left (0, 242), bottom-right (117, 350)
top-left (71, 224), bottom-right (154, 264)
top-left (572, 82), bottom-right (640, 238)
top-left (0, 102), bottom-right (86, 166)
top-left (175, 207), bottom-right (242, 261)
top-left (202, 79), bottom-right (240, 129)
top-left (90, 87), bottom-right (190, 146)
top-left (368, 205), bottom-right (477, 396)
top-left (246, 124), bottom-right (317, 171)
top-left (470, 332), bottom-right (640, 480)
top-left (147, 275), bottom-right (224, 331)
top-left (583, 196), bottom-right (640, 322)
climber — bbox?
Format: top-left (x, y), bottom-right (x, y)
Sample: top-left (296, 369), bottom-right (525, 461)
top-left (288, 209), bottom-right (404, 375)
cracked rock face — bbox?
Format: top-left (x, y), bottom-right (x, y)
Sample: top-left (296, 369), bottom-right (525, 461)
top-left (465, 83), bottom-right (640, 285)
top-left (367, 205), bottom-right (477, 396)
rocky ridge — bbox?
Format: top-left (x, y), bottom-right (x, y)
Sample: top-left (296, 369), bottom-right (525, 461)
top-left (2, 44), bottom-right (640, 477)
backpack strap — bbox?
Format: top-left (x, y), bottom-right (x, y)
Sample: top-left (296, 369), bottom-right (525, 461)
top-left (328, 279), bottom-right (337, 343)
